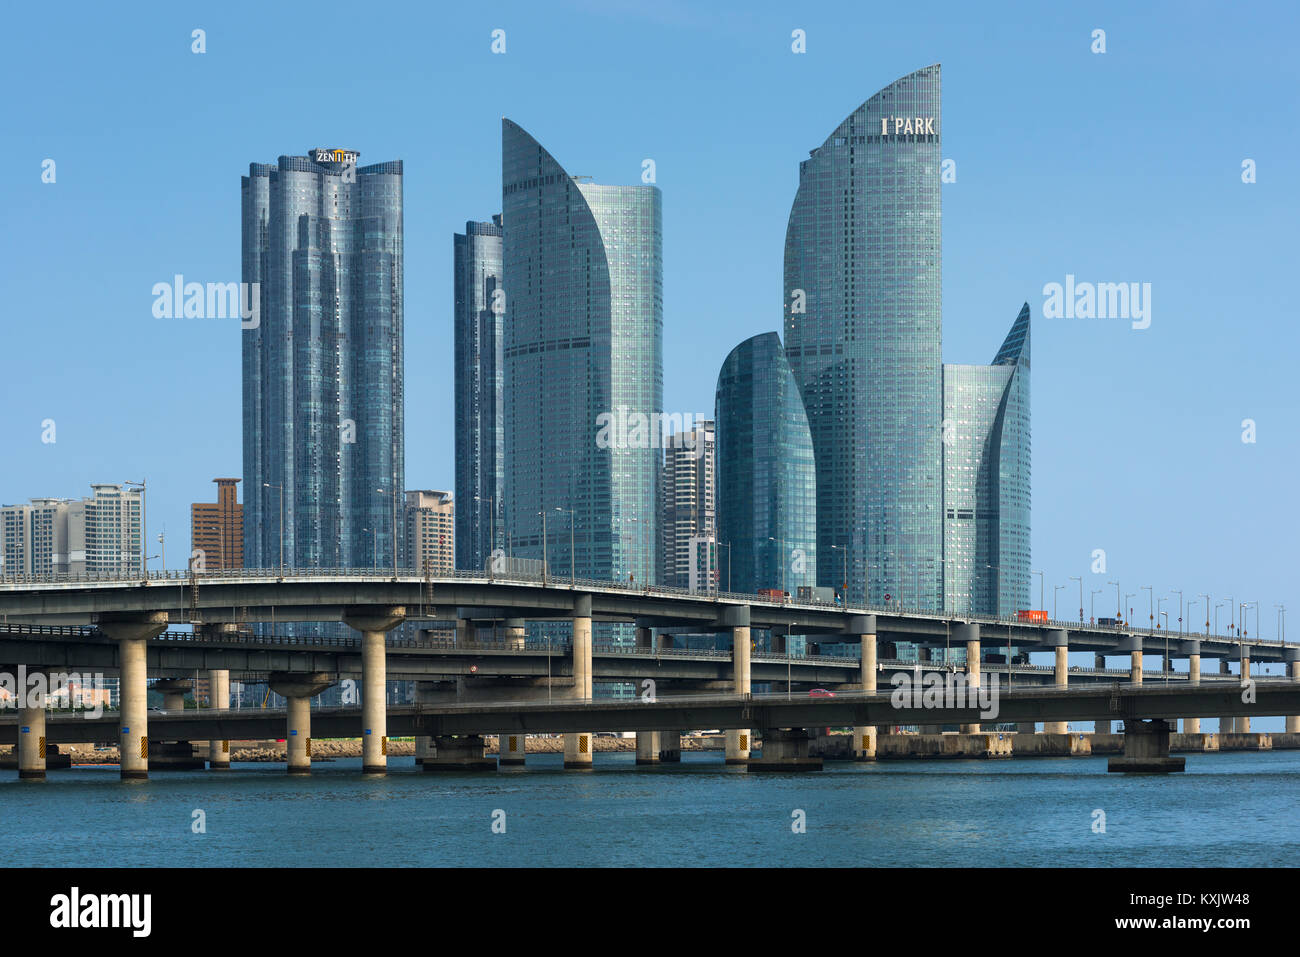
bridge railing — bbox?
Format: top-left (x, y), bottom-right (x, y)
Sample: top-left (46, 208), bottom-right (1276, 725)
top-left (0, 567), bottom-right (1290, 651)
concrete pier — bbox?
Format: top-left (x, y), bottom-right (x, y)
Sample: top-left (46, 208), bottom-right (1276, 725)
top-left (563, 596), bottom-right (593, 769)
top-left (1045, 629), bottom-right (1068, 734)
top-left (749, 728), bottom-right (823, 772)
top-left (1131, 649), bottom-right (1144, 686)
top-left (343, 605), bottom-right (406, 775)
top-left (98, 611), bottom-right (168, 780)
top-left (957, 623), bottom-right (980, 734)
top-left (207, 668), bottom-right (231, 769)
top-left (851, 617), bottom-right (877, 760)
top-left (498, 732), bottom-right (526, 766)
top-left (269, 673), bottom-right (333, 774)
top-left (1288, 649), bottom-right (1300, 734)
top-left (1108, 718), bottom-right (1185, 773)
top-left (502, 618), bottom-right (526, 650)
top-left (1239, 651), bottom-right (1251, 733)
top-left (425, 735), bottom-right (496, 772)
top-left (635, 730), bottom-right (660, 764)
top-left (1184, 642), bottom-right (1201, 734)
top-left (658, 730), bottom-right (682, 763)
top-left (725, 606), bottom-right (751, 764)
top-left (18, 677), bottom-right (46, 780)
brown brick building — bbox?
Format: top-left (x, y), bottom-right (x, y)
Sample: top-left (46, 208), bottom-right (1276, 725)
top-left (191, 478), bottom-right (243, 571)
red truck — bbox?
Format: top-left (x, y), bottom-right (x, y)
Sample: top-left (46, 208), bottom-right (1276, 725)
top-left (1017, 609), bottom-right (1048, 623)
top-left (758, 588), bottom-right (788, 601)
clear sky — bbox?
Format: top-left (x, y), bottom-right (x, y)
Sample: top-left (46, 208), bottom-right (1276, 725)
top-left (3, 0), bottom-right (1298, 683)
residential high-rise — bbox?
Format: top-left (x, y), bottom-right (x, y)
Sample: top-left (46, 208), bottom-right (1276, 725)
top-left (501, 119), bottom-right (663, 589)
top-left (454, 216), bottom-right (504, 572)
top-left (241, 147), bottom-right (404, 578)
top-left (714, 333), bottom-right (817, 596)
top-left (405, 490), bottom-right (454, 575)
top-left (943, 305), bottom-right (1031, 616)
top-left (784, 65), bottom-right (943, 609)
top-left (190, 478), bottom-right (243, 571)
top-left (1, 484), bottom-right (142, 576)
top-left (662, 420), bottom-right (715, 590)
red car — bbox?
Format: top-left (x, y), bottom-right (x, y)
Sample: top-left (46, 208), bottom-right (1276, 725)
top-left (808, 688), bottom-right (835, 697)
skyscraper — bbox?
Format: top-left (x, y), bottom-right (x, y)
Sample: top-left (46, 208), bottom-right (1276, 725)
top-left (714, 333), bottom-right (817, 596)
top-left (241, 148), bottom-right (404, 578)
top-left (501, 119), bottom-right (663, 588)
top-left (943, 305), bottom-right (1031, 616)
top-left (662, 420), bottom-right (715, 590)
top-left (784, 65), bottom-right (943, 609)
top-left (454, 216), bottom-right (504, 572)
top-left (190, 478), bottom-right (243, 571)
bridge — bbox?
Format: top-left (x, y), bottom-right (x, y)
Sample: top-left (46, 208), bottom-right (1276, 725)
top-left (0, 568), bottom-right (1296, 777)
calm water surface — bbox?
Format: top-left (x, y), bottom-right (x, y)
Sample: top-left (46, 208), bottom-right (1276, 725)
top-left (2, 751), bottom-right (1297, 867)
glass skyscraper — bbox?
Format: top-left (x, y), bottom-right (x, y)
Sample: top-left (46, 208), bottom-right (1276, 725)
top-left (784, 65), bottom-right (943, 609)
top-left (241, 148), bottom-right (404, 580)
top-left (501, 119), bottom-right (663, 588)
top-left (943, 305), bottom-right (1031, 616)
top-left (714, 332), bottom-right (817, 596)
top-left (454, 216), bottom-right (504, 572)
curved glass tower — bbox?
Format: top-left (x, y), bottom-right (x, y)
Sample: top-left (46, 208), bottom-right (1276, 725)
top-left (784, 65), bottom-right (942, 609)
top-left (242, 149), bottom-right (404, 579)
top-left (501, 120), bottom-right (663, 587)
top-left (714, 333), bottom-right (817, 596)
top-left (942, 304), bottom-right (1031, 616)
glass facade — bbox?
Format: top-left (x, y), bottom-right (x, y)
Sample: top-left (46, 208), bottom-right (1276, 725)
top-left (454, 217), bottom-right (504, 572)
top-left (241, 150), bottom-right (404, 584)
top-left (714, 333), bottom-right (817, 596)
top-left (784, 65), bottom-right (943, 609)
top-left (501, 120), bottom-right (663, 588)
top-left (942, 304), bottom-right (1031, 615)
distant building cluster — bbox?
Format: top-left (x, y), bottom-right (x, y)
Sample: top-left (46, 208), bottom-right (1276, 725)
top-left (1, 483), bottom-right (142, 577)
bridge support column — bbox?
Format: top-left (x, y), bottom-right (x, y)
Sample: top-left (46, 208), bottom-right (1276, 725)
top-left (725, 607), bottom-right (751, 764)
top-left (564, 596), bottom-right (593, 769)
top-left (1095, 654), bottom-right (1109, 731)
top-left (636, 731), bottom-right (660, 764)
top-left (1130, 649), bottom-right (1143, 686)
top-left (957, 623), bottom-right (981, 734)
top-left (1219, 657), bottom-right (1235, 732)
top-left (1108, 719), bottom-right (1185, 773)
top-left (498, 732), bottom-right (526, 766)
top-left (1288, 650), bottom-right (1300, 734)
top-left (1184, 642), bottom-right (1201, 734)
top-left (18, 677), bottom-right (46, 780)
top-left (502, 618), bottom-right (526, 651)
top-left (658, 730), bottom-right (682, 763)
top-left (1017, 723), bottom-right (1037, 734)
top-left (344, 606), bottom-right (406, 776)
top-left (269, 674), bottom-right (333, 774)
top-left (426, 735), bottom-right (496, 772)
top-left (1045, 630), bottom-right (1068, 734)
top-left (1239, 651), bottom-right (1251, 733)
top-left (207, 668), bottom-right (230, 769)
top-left (99, 612), bottom-right (168, 780)
top-left (851, 617), bottom-right (877, 760)
top-left (749, 728), bottom-right (822, 772)
top-left (455, 618), bottom-right (471, 646)
top-left (149, 678), bottom-right (206, 770)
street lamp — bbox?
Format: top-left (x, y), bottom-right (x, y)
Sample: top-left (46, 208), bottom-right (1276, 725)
top-left (767, 536), bottom-right (787, 596)
top-left (1172, 589), bottom-right (1183, 636)
top-left (718, 541), bottom-right (732, 595)
top-left (554, 507), bottom-right (575, 585)
top-left (1160, 611), bottom-right (1169, 681)
top-left (263, 482), bottom-right (284, 573)
top-left (1197, 594), bottom-right (1210, 636)
top-left (1032, 569), bottom-right (1045, 613)
top-left (1107, 581), bottom-right (1121, 622)
top-left (1070, 575), bottom-right (1083, 623)
top-left (1053, 584), bottom-right (1065, 620)
top-left (361, 528), bottom-right (377, 569)
top-left (1090, 589), bottom-right (1102, 623)
top-left (831, 544), bottom-right (849, 604)
top-left (123, 479), bottom-right (147, 577)
top-left (1141, 585), bottom-right (1154, 637)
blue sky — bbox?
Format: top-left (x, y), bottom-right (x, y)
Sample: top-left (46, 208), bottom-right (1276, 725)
top-left (3, 0), bottom-right (1298, 680)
